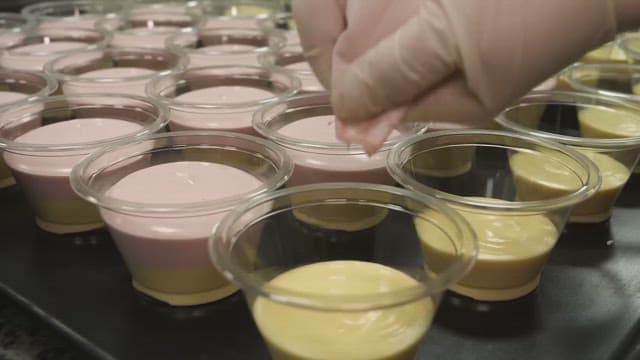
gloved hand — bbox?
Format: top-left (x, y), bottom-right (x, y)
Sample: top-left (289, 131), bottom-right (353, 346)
top-left (294, 0), bottom-right (639, 154)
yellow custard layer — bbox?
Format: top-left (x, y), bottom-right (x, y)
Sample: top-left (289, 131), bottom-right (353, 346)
top-left (253, 261), bottom-right (433, 360)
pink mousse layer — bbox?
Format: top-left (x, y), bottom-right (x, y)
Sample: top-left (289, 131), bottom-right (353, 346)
top-left (100, 161), bottom-right (263, 267)
top-left (168, 86), bottom-right (275, 135)
top-left (62, 67), bottom-right (156, 97)
top-left (0, 41), bottom-right (88, 71)
top-left (4, 118), bottom-right (144, 200)
top-left (277, 115), bottom-right (397, 185)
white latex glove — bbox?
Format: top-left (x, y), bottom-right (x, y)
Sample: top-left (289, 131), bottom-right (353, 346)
top-left (294, 0), bottom-right (640, 154)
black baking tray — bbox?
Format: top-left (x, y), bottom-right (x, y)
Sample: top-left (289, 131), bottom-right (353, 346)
top-left (2, 176), bottom-right (640, 360)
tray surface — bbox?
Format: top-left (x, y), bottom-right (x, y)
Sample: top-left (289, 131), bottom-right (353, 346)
top-left (2, 178), bottom-right (640, 360)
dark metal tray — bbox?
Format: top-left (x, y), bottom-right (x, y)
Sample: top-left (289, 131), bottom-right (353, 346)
top-left (2, 178), bottom-right (640, 360)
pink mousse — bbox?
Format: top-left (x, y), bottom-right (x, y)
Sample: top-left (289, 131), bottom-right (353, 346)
top-left (100, 161), bottom-right (263, 268)
top-left (0, 41), bottom-right (88, 71)
top-left (277, 115), bottom-right (399, 185)
top-left (187, 44), bottom-right (260, 68)
top-left (62, 67), bottom-right (156, 97)
top-left (169, 86), bottom-right (275, 135)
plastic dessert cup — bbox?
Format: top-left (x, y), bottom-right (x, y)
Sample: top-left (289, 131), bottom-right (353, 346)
top-left (209, 182), bottom-right (477, 360)
top-left (44, 47), bottom-right (188, 97)
top-left (96, 11), bottom-right (203, 49)
top-left (21, 0), bottom-right (124, 30)
top-left (0, 94), bottom-right (167, 234)
top-left (166, 27), bottom-right (285, 68)
top-left (71, 131), bottom-right (293, 306)
top-left (147, 65), bottom-right (300, 136)
top-left (387, 130), bottom-right (600, 301)
top-left (496, 91), bottom-right (640, 223)
top-left (128, 0), bottom-right (202, 15)
top-left (258, 43), bottom-right (324, 93)
top-left (0, 27), bottom-right (110, 71)
top-left (0, 70), bottom-right (58, 189)
top-left (620, 35), bottom-right (640, 64)
top-left (0, 12), bottom-right (36, 44)
top-left (196, 0), bottom-right (279, 29)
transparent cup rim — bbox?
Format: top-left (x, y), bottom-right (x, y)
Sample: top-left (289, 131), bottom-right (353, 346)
top-left (387, 129), bottom-right (601, 212)
top-left (0, 12), bottom-right (37, 34)
top-left (0, 93), bottom-right (169, 153)
top-left (253, 92), bottom-right (428, 155)
top-left (198, 0), bottom-right (280, 18)
top-left (563, 62), bottom-right (640, 101)
top-left (257, 43), bottom-right (312, 76)
top-left (96, 11), bottom-right (206, 33)
top-left (21, 0), bottom-right (125, 19)
top-left (165, 26), bottom-right (285, 55)
top-left (70, 130), bottom-right (294, 216)
top-left (146, 64), bottom-right (301, 110)
top-left (496, 90), bottom-right (640, 148)
top-left (619, 35), bottom-right (640, 60)
top-left (4, 27), bottom-right (111, 56)
top-left (0, 68), bottom-right (59, 103)
top-left (43, 46), bottom-right (189, 83)
top-left (209, 182), bottom-right (478, 311)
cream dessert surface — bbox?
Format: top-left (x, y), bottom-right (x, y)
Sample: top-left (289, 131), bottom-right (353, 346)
top-left (111, 26), bottom-right (180, 48)
top-left (634, 83), bottom-right (640, 96)
top-left (169, 86), bottom-right (274, 131)
top-left (510, 150), bottom-right (628, 222)
top-left (4, 118), bottom-right (143, 176)
top-left (253, 260), bottom-right (433, 360)
top-left (578, 106), bottom-right (640, 138)
top-left (39, 16), bottom-right (101, 30)
top-left (197, 44), bottom-right (258, 52)
top-left (1, 41), bottom-right (87, 71)
top-left (415, 197), bottom-right (558, 300)
top-left (62, 67), bottom-right (156, 96)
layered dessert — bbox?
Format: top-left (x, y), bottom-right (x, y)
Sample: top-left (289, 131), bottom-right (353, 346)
top-left (21, 0), bottom-right (123, 29)
top-left (253, 260), bottom-right (433, 360)
top-left (416, 198), bottom-right (559, 301)
top-left (101, 13), bottom-right (201, 49)
top-left (100, 161), bottom-right (264, 305)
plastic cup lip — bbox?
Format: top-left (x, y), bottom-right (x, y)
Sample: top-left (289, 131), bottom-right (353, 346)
top-left (146, 64), bottom-right (301, 110)
top-left (209, 181), bottom-right (478, 311)
top-left (129, 0), bottom-right (203, 14)
top-left (0, 12), bottom-right (37, 34)
top-left (387, 129), bottom-right (602, 213)
top-left (0, 68), bottom-right (59, 102)
top-left (253, 92), bottom-right (428, 155)
top-left (165, 26), bottom-right (286, 56)
top-left (619, 35), bottom-right (640, 60)
top-left (0, 93), bottom-right (169, 153)
top-left (563, 62), bottom-right (640, 101)
top-left (96, 11), bottom-right (206, 34)
top-left (2, 27), bottom-right (111, 55)
top-left (257, 43), bottom-right (312, 75)
top-left (495, 90), bottom-right (640, 149)
top-left (197, 0), bottom-right (280, 18)
top-left (43, 46), bottom-right (189, 84)
top-left (70, 130), bottom-right (294, 216)
top-left (21, 0), bottom-right (126, 20)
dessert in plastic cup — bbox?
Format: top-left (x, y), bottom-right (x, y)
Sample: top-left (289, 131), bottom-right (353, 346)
top-left (196, 0), bottom-right (279, 29)
top-left (147, 65), bottom-right (300, 136)
top-left (253, 93), bottom-right (427, 232)
top-left (166, 27), bottom-right (285, 68)
top-left (128, 0), bottom-right (202, 15)
top-left (0, 69), bottom-right (58, 189)
top-left (0, 94), bottom-right (167, 234)
top-left (209, 183), bottom-right (477, 360)
top-left (387, 130), bottom-right (600, 301)
top-left (0, 27), bottom-right (110, 71)
top-left (258, 43), bottom-right (324, 93)
top-left (96, 11), bottom-right (204, 49)
top-left (0, 12), bottom-right (36, 41)
top-left (496, 91), bottom-right (640, 223)
top-left (257, 11), bottom-right (299, 44)
top-left (20, 0), bottom-right (124, 30)
top-left (71, 131), bottom-right (293, 306)
top-left (44, 46), bottom-right (188, 97)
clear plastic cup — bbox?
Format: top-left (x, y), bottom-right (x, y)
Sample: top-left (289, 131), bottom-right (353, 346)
top-left (256, 11), bottom-right (298, 44)
top-left (496, 91), bottom-right (640, 223)
top-left (44, 47), bottom-right (188, 97)
top-left (97, 11), bottom-right (204, 49)
top-left (0, 94), bottom-right (167, 234)
top-left (71, 131), bottom-right (293, 306)
top-left (128, 0), bottom-right (202, 15)
top-left (253, 93), bottom-right (427, 186)
top-left (20, 0), bottom-right (124, 30)
top-left (0, 70), bottom-right (58, 189)
top-left (0, 27), bottom-right (110, 71)
top-left (0, 12), bottom-right (36, 40)
top-left (387, 130), bottom-right (600, 301)
top-left (166, 27), bottom-right (285, 68)
top-left (196, 0), bottom-right (280, 29)
top-left (147, 65), bottom-right (300, 136)
top-left (620, 35), bottom-right (640, 64)
top-left (258, 42), bottom-right (323, 93)
top-left (209, 182), bottom-right (477, 359)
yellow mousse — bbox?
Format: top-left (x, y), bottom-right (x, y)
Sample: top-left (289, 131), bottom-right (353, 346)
top-left (579, 106), bottom-right (640, 138)
top-left (415, 198), bottom-right (558, 301)
top-left (252, 261), bottom-right (433, 360)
